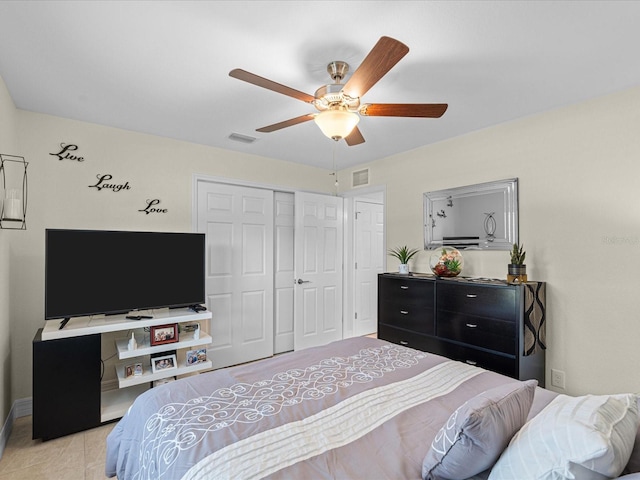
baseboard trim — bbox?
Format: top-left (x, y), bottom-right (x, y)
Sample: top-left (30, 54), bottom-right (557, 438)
top-left (0, 397), bottom-right (32, 460)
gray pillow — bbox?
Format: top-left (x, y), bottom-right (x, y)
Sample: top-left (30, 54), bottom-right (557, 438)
top-left (422, 379), bottom-right (537, 480)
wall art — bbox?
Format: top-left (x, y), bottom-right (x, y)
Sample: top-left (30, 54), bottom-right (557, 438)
top-left (139, 199), bottom-right (167, 214)
top-left (89, 174), bottom-right (131, 192)
top-left (49, 143), bottom-right (85, 162)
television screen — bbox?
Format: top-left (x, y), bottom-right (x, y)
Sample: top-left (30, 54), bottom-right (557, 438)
top-left (45, 229), bottom-right (205, 320)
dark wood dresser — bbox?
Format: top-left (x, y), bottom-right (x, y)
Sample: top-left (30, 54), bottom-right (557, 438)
top-left (378, 273), bottom-right (546, 386)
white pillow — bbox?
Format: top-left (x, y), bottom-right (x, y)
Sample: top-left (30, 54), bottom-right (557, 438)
top-left (489, 393), bottom-right (640, 480)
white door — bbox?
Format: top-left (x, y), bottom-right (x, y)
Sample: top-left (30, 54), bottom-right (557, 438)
top-left (353, 200), bottom-right (384, 336)
top-left (294, 192), bottom-right (344, 350)
top-left (274, 192), bottom-right (295, 353)
top-left (196, 181), bottom-right (274, 369)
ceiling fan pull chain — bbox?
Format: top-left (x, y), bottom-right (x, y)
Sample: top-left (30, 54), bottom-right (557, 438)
top-left (332, 142), bottom-right (339, 192)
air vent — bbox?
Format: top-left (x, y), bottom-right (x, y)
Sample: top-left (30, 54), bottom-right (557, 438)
top-left (351, 168), bottom-right (370, 188)
top-left (228, 133), bottom-right (257, 144)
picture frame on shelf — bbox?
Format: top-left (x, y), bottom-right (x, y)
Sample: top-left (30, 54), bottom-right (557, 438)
top-left (150, 323), bottom-right (179, 346)
top-left (125, 362), bottom-right (144, 378)
top-left (186, 348), bottom-right (207, 366)
top-left (151, 353), bottom-right (177, 373)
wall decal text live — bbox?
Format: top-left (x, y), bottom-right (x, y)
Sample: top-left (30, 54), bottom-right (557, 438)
top-left (50, 143), bottom-right (84, 162)
top-left (89, 174), bottom-right (131, 192)
top-left (139, 199), bottom-right (167, 214)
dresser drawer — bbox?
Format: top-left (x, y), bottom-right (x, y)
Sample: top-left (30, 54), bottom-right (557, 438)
top-left (378, 275), bottom-right (434, 304)
top-left (378, 324), bottom-right (517, 379)
top-left (437, 282), bottom-right (517, 321)
top-left (379, 275), bottom-right (435, 335)
top-left (440, 341), bottom-right (517, 378)
top-left (377, 324), bottom-right (435, 352)
top-left (437, 314), bottom-right (516, 355)
top-left (379, 301), bottom-right (434, 335)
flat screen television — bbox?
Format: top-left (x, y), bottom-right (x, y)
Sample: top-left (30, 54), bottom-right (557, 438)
top-left (45, 229), bottom-right (206, 320)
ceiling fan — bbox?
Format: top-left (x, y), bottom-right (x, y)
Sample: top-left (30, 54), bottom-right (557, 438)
top-left (229, 36), bottom-right (448, 146)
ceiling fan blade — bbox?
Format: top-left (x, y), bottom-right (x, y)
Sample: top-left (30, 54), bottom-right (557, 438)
top-left (256, 114), bottom-right (315, 133)
top-left (345, 126), bottom-right (365, 146)
top-left (342, 36), bottom-right (410, 99)
top-left (360, 103), bottom-right (448, 118)
top-left (229, 69), bottom-right (315, 103)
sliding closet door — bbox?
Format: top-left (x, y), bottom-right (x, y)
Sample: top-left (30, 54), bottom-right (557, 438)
top-left (294, 191), bottom-right (344, 350)
top-left (274, 192), bottom-right (295, 354)
top-left (196, 181), bottom-right (274, 369)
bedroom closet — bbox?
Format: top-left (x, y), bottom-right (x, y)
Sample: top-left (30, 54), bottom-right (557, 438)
top-left (195, 178), bottom-right (344, 369)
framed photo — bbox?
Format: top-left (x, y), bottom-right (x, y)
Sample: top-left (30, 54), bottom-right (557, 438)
top-left (150, 323), bottom-right (179, 346)
top-left (186, 348), bottom-right (207, 366)
top-left (151, 353), bottom-right (177, 373)
top-left (125, 362), bottom-right (144, 378)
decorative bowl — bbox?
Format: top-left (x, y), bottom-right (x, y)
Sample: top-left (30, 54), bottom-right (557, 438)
top-left (429, 247), bottom-right (463, 277)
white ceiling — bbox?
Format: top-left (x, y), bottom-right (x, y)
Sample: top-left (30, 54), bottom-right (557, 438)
top-left (1, 1), bottom-right (639, 170)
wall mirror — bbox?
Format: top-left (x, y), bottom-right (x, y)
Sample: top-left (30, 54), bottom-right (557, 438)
top-left (423, 178), bottom-right (518, 250)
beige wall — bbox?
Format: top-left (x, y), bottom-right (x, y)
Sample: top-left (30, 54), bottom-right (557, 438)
top-left (9, 110), bottom-right (335, 403)
top-left (344, 85), bottom-right (640, 396)
top-left (0, 75), bottom-right (18, 420)
top-left (4, 75), bottom-right (640, 420)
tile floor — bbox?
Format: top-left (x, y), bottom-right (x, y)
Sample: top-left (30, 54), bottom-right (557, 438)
top-left (0, 416), bottom-right (115, 480)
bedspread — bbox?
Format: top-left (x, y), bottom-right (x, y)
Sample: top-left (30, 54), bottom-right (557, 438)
top-left (105, 336), bottom-right (538, 480)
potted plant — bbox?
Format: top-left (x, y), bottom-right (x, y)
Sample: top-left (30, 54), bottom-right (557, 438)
top-left (388, 246), bottom-right (420, 274)
top-left (507, 243), bottom-right (527, 284)
top-left (429, 247), bottom-right (463, 277)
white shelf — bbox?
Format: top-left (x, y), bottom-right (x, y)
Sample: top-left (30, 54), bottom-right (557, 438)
top-left (116, 331), bottom-right (212, 360)
top-left (41, 308), bottom-right (212, 341)
top-left (101, 384), bottom-right (150, 422)
top-left (116, 359), bottom-right (212, 388)
top-left (39, 308), bottom-right (214, 426)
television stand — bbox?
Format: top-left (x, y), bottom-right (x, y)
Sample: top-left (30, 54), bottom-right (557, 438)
top-left (58, 317), bottom-right (70, 330)
top-left (33, 308), bottom-right (212, 440)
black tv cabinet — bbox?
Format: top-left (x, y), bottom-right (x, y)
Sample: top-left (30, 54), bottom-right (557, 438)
top-left (32, 309), bottom-right (213, 441)
top-left (32, 329), bottom-right (101, 440)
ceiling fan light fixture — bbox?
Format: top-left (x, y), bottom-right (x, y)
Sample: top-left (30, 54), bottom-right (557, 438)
top-left (231, 37), bottom-right (446, 146)
top-left (314, 109), bottom-right (360, 141)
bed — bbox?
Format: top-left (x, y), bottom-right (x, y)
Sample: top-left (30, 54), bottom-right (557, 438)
top-left (105, 336), bottom-right (640, 479)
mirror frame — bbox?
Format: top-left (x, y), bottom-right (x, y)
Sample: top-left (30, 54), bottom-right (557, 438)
top-left (423, 178), bottom-right (519, 250)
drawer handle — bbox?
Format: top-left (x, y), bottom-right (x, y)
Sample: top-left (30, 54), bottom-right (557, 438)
top-left (466, 323), bottom-right (478, 328)
top-left (466, 294), bottom-right (478, 298)
top-left (400, 310), bottom-right (409, 315)
top-left (399, 341), bottom-right (409, 346)
top-left (465, 360), bottom-right (477, 366)
top-left (400, 285), bottom-right (409, 290)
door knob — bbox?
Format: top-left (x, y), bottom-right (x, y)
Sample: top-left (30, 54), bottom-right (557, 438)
top-left (296, 279), bottom-right (311, 284)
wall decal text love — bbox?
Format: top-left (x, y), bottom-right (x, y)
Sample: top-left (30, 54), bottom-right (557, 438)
top-left (139, 199), bottom-right (167, 214)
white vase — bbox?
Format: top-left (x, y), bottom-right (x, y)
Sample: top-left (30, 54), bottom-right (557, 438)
top-left (398, 264), bottom-right (409, 274)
